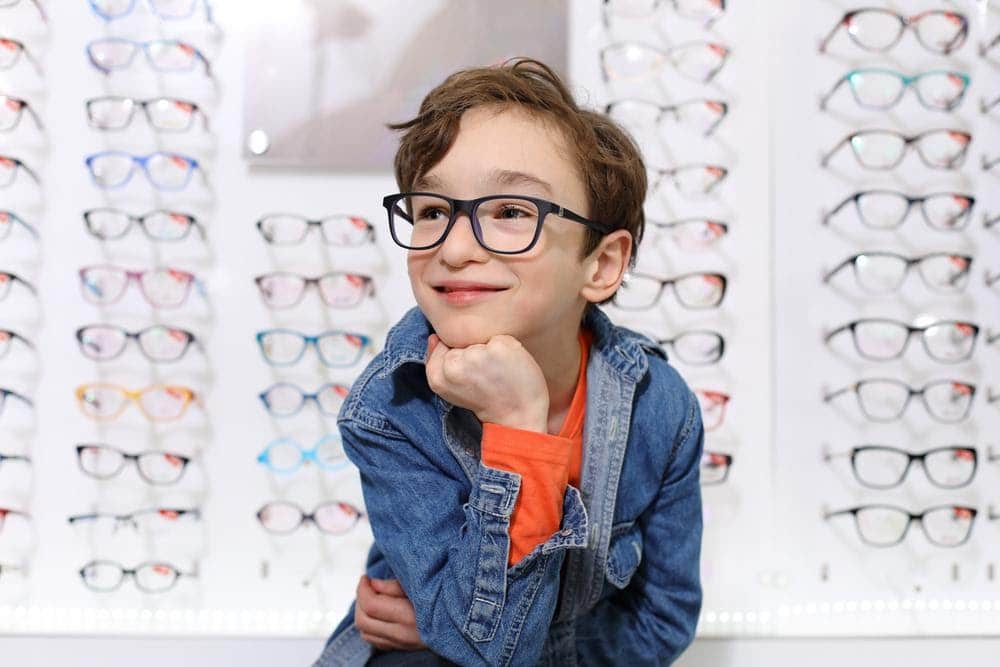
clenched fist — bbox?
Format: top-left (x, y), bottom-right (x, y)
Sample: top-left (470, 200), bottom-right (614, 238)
top-left (425, 333), bottom-right (549, 433)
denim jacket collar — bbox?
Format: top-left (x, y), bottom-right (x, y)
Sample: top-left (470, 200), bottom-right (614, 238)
top-left (375, 304), bottom-right (654, 383)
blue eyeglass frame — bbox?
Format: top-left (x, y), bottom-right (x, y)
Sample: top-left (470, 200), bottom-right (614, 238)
top-left (87, 0), bottom-right (214, 23)
top-left (85, 38), bottom-right (213, 77)
top-left (255, 328), bottom-right (372, 368)
top-left (84, 151), bottom-right (202, 191)
top-left (258, 381), bottom-right (351, 417)
top-left (255, 435), bottom-right (348, 474)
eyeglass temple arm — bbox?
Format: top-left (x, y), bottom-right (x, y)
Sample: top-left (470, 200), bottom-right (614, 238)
top-left (820, 193), bottom-right (856, 225)
top-left (821, 257), bottom-right (851, 284)
top-left (821, 385), bottom-right (852, 403)
top-left (984, 212), bottom-right (1000, 229)
top-left (820, 443), bottom-right (851, 462)
top-left (981, 95), bottom-right (1000, 114)
top-left (20, 43), bottom-right (42, 75)
top-left (987, 271), bottom-right (1000, 288)
top-left (979, 32), bottom-right (1000, 57)
top-left (821, 323), bottom-right (851, 344)
top-left (28, 0), bottom-right (47, 22)
top-left (818, 75), bottom-right (847, 111)
top-left (15, 213), bottom-right (39, 237)
top-left (817, 16), bottom-right (846, 53)
top-left (819, 135), bottom-right (850, 168)
top-left (821, 506), bottom-right (853, 521)
top-left (21, 101), bottom-right (44, 130)
top-left (982, 155), bottom-right (1000, 172)
top-left (17, 159), bottom-right (40, 185)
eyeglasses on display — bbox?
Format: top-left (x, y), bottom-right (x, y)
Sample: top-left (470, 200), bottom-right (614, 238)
top-left (0, 387), bottom-right (32, 416)
top-left (68, 507), bottom-right (201, 536)
top-left (649, 217), bottom-right (728, 251)
top-left (822, 252), bottom-right (972, 294)
top-left (0, 155), bottom-right (40, 187)
top-left (822, 190), bottom-right (975, 231)
top-left (614, 271), bottom-right (727, 310)
top-left (79, 265), bottom-right (202, 308)
top-left (256, 213), bottom-right (375, 246)
top-left (821, 129), bottom-right (971, 170)
top-left (254, 271), bottom-right (374, 309)
top-left (75, 323), bottom-right (201, 363)
top-left (87, 0), bottom-right (214, 23)
top-left (700, 451), bottom-right (732, 485)
top-left (0, 451), bottom-right (30, 469)
top-left (600, 41), bottom-right (730, 83)
top-left (0, 329), bottom-right (33, 359)
top-left (601, 0), bottom-right (725, 28)
top-left (823, 318), bottom-right (979, 363)
top-left (86, 96), bottom-right (209, 133)
top-left (605, 98), bottom-right (729, 137)
top-left (0, 271), bottom-right (36, 300)
top-left (256, 435), bottom-right (348, 475)
top-left (820, 69), bottom-right (969, 112)
top-left (76, 383), bottom-right (200, 422)
top-left (655, 329), bottom-right (725, 365)
top-left (0, 94), bottom-right (43, 131)
top-left (383, 192), bottom-right (610, 255)
top-left (649, 163), bottom-right (728, 197)
top-left (86, 38), bottom-right (212, 77)
top-left (256, 329), bottom-right (371, 368)
top-left (0, 210), bottom-right (39, 239)
top-left (823, 378), bottom-right (976, 423)
top-left (0, 37), bottom-right (41, 73)
top-left (819, 9), bottom-right (968, 55)
top-left (83, 208), bottom-right (205, 242)
top-left (256, 500), bottom-right (365, 536)
top-left (79, 559), bottom-right (197, 593)
top-left (695, 388), bottom-right (729, 431)
top-left (76, 443), bottom-right (191, 485)
top-left (825, 504), bottom-right (975, 547)
top-left (823, 445), bottom-right (977, 489)
top-left (259, 382), bottom-right (350, 417)
top-left (84, 151), bottom-right (204, 191)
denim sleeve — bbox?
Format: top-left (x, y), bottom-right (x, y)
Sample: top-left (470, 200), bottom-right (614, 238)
top-left (339, 415), bottom-right (589, 667)
top-left (573, 391), bottom-right (704, 666)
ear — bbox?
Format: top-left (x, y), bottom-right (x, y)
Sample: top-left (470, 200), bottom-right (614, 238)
top-left (580, 229), bottom-right (632, 303)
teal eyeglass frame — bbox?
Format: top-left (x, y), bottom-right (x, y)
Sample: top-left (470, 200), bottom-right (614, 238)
top-left (255, 435), bottom-right (348, 474)
top-left (820, 68), bottom-right (970, 112)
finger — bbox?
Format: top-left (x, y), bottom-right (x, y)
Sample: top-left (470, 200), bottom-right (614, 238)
top-left (362, 588), bottom-right (418, 626)
top-left (356, 603), bottom-right (419, 645)
top-left (425, 334), bottom-right (451, 387)
top-left (370, 578), bottom-right (407, 597)
top-left (426, 333), bottom-right (440, 358)
top-left (359, 630), bottom-right (398, 652)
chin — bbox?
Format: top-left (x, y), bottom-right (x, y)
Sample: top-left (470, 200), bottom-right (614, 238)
top-left (422, 308), bottom-right (510, 349)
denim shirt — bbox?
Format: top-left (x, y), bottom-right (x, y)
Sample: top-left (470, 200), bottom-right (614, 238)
top-left (313, 304), bottom-right (703, 667)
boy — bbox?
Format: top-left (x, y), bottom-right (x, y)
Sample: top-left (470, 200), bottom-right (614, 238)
top-left (314, 58), bottom-right (703, 667)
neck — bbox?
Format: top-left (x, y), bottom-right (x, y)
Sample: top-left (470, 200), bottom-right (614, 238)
top-left (519, 307), bottom-right (587, 434)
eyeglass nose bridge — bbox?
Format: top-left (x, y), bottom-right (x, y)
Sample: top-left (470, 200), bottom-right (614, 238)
top-left (438, 197), bottom-right (489, 251)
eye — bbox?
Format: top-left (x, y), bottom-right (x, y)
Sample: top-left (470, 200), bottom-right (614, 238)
top-left (416, 206), bottom-right (449, 222)
top-left (497, 205), bottom-right (531, 219)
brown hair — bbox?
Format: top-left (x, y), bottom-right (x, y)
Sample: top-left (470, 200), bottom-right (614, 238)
top-left (387, 57), bottom-right (647, 267)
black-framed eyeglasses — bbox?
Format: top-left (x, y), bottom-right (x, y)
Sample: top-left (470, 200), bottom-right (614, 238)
top-left (79, 559), bottom-right (197, 593)
top-left (823, 318), bottom-right (979, 363)
top-left (823, 378), bottom-right (976, 423)
top-left (383, 192), bottom-right (611, 255)
top-left (824, 504), bottom-right (976, 547)
top-left (83, 207), bottom-right (205, 242)
top-left (824, 444), bottom-right (978, 489)
top-left (822, 251), bottom-right (972, 294)
top-left (655, 329), bottom-right (725, 365)
top-left (75, 323), bottom-right (202, 363)
top-left (818, 9), bottom-right (969, 55)
top-left (75, 443), bottom-right (192, 485)
top-left (68, 507), bottom-right (201, 535)
top-left (822, 190), bottom-right (975, 231)
top-left (0, 94), bottom-right (43, 131)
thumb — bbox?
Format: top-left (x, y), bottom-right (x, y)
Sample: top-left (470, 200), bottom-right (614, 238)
top-left (371, 578), bottom-right (406, 597)
top-left (425, 333), bottom-right (449, 367)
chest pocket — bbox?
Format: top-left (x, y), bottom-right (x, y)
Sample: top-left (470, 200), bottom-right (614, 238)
top-left (605, 520), bottom-right (643, 589)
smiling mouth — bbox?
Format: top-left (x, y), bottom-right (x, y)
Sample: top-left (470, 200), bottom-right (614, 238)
top-left (432, 285), bottom-right (507, 293)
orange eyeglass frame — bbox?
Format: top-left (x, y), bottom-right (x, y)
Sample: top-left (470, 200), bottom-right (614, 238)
top-left (74, 383), bottom-right (199, 422)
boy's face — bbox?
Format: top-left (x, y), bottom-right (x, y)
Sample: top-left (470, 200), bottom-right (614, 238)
top-left (406, 105), bottom-right (595, 349)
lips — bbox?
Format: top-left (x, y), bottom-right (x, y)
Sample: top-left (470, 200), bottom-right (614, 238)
top-left (432, 282), bottom-right (508, 294)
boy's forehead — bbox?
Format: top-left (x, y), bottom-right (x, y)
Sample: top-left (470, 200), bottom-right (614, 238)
top-left (415, 106), bottom-right (582, 197)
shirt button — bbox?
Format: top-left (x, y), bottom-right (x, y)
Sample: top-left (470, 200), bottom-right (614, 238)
top-left (560, 528), bottom-right (572, 536)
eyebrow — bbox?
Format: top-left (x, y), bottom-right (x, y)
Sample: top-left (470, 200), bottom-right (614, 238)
top-left (412, 169), bottom-right (554, 197)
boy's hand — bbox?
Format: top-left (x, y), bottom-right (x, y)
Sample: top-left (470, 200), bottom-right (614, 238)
top-left (425, 333), bottom-right (549, 433)
top-left (355, 575), bottom-right (426, 651)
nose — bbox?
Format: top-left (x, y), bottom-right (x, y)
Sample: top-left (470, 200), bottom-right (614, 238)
top-left (438, 211), bottom-right (489, 266)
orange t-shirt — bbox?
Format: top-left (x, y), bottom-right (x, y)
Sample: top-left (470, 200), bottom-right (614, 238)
top-left (480, 327), bottom-right (591, 566)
